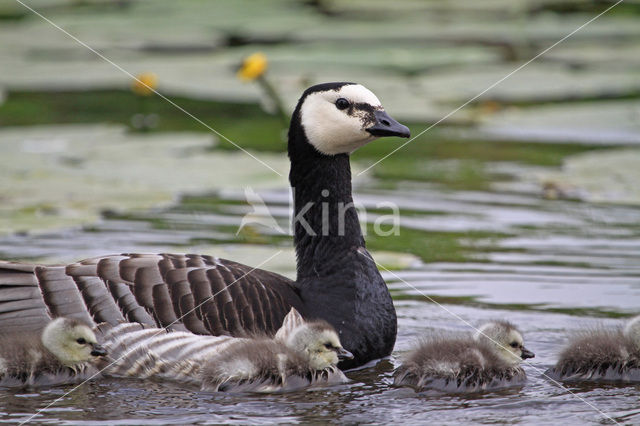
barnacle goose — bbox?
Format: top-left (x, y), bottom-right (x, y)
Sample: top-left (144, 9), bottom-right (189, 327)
top-left (98, 308), bottom-right (351, 392)
top-left (394, 321), bottom-right (534, 393)
top-left (0, 317), bottom-right (106, 387)
top-left (0, 83), bottom-right (410, 368)
top-left (545, 315), bottom-right (640, 383)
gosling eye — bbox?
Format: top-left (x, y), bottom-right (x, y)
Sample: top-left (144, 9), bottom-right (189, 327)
top-left (324, 343), bottom-right (333, 350)
top-left (76, 338), bottom-right (87, 345)
top-left (509, 342), bottom-right (519, 348)
top-left (335, 98), bottom-right (350, 110)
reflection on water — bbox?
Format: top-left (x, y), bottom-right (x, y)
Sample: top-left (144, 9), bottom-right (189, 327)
top-left (0, 181), bottom-right (639, 425)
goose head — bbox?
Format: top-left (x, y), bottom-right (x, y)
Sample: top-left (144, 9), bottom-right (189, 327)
top-left (286, 321), bottom-right (353, 370)
top-left (624, 315), bottom-right (640, 349)
top-left (293, 82), bottom-right (410, 156)
top-left (474, 321), bottom-right (534, 366)
top-left (41, 317), bottom-right (107, 367)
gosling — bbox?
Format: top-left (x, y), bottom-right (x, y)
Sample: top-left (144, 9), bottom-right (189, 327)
top-left (101, 308), bottom-right (353, 392)
top-left (394, 321), bottom-right (534, 393)
top-left (0, 317), bottom-right (107, 387)
top-left (546, 315), bottom-right (640, 383)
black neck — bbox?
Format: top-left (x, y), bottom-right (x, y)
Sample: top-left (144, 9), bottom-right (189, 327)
top-left (288, 118), bottom-right (365, 279)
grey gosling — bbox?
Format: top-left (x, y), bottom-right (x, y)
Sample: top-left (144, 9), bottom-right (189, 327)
top-left (0, 317), bottom-right (107, 387)
top-left (546, 315), bottom-right (640, 383)
top-left (394, 321), bottom-right (534, 393)
top-left (99, 308), bottom-right (352, 392)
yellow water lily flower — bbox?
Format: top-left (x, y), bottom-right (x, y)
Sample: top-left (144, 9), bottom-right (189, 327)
top-left (237, 52), bottom-right (268, 81)
top-left (131, 72), bottom-right (158, 96)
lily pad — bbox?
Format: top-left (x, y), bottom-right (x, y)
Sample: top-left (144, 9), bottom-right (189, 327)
top-left (543, 42), bottom-right (640, 68)
top-left (3, 0), bottom-right (640, 129)
top-left (474, 100), bottom-right (640, 144)
top-left (0, 124), bottom-right (288, 234)
top-left (538, 148), bottom-right (640, 204)
top-left (416, 63), bottom-right (640, 106)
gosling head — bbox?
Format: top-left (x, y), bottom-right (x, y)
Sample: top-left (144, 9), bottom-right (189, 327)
top-left (41, 317), bottom-right (107, 367)
top-left (293, 82), bottom-right (410, 156)
top-left (285, 321), bottom-right (353, 370)
top-left (624, 315), bottom-right (640, 350)
top-left (474, 321), bottom-right (534, 366)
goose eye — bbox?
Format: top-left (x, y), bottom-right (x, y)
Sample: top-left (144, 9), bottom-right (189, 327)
top-left (335, 98), bottom-right (350, 110)
top-left (509, 342), bottom-right (518, 348)
top-left (324, 343), bottom-right (332, 349)
top-left (76, 338), bottom-right (87, 344)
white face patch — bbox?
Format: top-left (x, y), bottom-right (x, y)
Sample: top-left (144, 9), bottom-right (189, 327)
top-left (300, 84), bottom-right (383, 156)
top-left (474, 322), bottom-right (525, 365)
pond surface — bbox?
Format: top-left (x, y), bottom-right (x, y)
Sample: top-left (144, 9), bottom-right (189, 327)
top-left (1, 0), bottom-right (639, 423)
top-left (1, 176), bottom-right (638, 425)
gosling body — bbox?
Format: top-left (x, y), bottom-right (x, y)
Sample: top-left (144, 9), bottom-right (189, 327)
top-left (394, 321), bottom-right (534, 393)
top-left (0, 317), bottom-right (106, 387)
top-left (546, 315), bottom-right (640, 383)
top-left (100, 308), bottom-right (351, 392)
top-left (198, 337), bottom-right (344, 392)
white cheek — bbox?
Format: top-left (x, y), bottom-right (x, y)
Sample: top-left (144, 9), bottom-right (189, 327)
top-left (301, 97), bottom-right (375, 156)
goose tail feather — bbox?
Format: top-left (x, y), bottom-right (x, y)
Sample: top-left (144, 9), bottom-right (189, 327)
top-left (0, 261), bottom-right (50, 331)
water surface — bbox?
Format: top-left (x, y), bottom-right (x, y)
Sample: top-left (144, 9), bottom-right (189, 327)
top-left (1, 180), bottom-right (639, 425)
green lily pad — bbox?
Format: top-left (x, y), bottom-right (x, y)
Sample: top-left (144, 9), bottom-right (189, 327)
top-left (475, 100), bottom-right (640, 144)
top-left (543, 42), bottom-right (640, 68)
top-left (538, 148), bottom-right (640, 204)
top-left (0, 124), bottom-right (288, 234)
top-left (416, 63), bottom-right (640, 106)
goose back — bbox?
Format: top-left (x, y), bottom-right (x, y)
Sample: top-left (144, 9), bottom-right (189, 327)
top-left (1, 254), bottom-right (301, 337)
top-left (0, 248), bottom-right (387, 368)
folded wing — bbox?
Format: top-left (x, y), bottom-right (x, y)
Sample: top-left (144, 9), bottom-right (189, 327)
top-left (0, 253), bottom-right (303, 337)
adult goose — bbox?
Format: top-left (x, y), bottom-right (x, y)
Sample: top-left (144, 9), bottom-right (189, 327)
top-left (0, 317), bottom-right (106, 387)
top-left (545, 315), bottom-right (640, 383)
top-left (394, 321), bottom-right (534, 393)
top-left (0, 82), bottom-right (410, 368)
top-left (98, 308), bottom-right (351, 392)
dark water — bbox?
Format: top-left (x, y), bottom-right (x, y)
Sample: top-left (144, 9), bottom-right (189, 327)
top-left (1, 181), bottom-right (639, 425)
